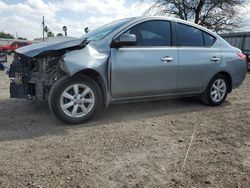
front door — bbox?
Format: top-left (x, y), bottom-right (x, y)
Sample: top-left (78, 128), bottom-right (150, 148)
top-left (110, 20), bottom-right (179, 98)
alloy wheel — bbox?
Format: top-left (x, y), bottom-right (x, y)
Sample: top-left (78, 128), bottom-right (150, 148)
top-left (60, 84), bottom-right (95, 118)
top-left (210, 78), bottom-right (227, 103)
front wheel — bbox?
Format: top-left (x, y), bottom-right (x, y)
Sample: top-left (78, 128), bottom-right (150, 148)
top-left (49, 75), bottom-right (102, 125)
top-left (200, 74), bottom-right (228, 106)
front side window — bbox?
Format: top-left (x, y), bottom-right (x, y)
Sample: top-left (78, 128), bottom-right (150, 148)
top-left (177, 23), bottom-right (216, 47)
top-left (124, 20), bottom-right (171, 46)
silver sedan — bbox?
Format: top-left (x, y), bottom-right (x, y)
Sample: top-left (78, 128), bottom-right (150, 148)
top-left (11, 16), bottom-right (247, 124)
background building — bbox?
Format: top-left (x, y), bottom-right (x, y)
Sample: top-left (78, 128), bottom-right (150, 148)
top-left (221, 32), bottom-right (250, 55)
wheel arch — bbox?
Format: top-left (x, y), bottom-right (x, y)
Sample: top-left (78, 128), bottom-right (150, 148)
top-left (74, 69), bottom-right (108, 107)
top-left (213, 71), bottom-right (233, 93)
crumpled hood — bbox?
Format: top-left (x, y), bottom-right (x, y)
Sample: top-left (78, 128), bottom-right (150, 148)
top-left (16, 38), bottom-right (85, 57)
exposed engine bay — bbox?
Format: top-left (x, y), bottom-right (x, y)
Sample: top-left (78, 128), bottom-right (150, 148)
top-left (8, 38), bottom-right (93, 101)
top-left (8, 37), bottom-right (110, 104)
top-left (9, 54), bottom-right (65, 101)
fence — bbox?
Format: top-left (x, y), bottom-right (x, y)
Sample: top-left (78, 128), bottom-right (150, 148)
top-left (221, 32), bottom-right (250, 55)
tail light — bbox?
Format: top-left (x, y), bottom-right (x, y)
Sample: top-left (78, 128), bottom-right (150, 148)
top-left (237, 53), bottom-right (247, 63)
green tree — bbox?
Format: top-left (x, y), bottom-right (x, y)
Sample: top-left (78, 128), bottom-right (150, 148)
top-left (47, 31), bottom-right (55, 37)
top-left (140, 0), bottom-right (246, 32)
top-left (0, 31), bottom-right (15, 39)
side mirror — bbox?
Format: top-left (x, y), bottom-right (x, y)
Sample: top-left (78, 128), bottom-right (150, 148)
top-left (112, 34), bottom-right (137, 48)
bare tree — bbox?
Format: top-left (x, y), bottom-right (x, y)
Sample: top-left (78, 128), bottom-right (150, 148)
top-left (140, 0), bottom-right (247, 32)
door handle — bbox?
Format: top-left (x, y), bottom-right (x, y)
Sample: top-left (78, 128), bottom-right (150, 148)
top-left (210, 56), bottom-right (220, 62)
top-left (161, 56), bottom-right (174, 63)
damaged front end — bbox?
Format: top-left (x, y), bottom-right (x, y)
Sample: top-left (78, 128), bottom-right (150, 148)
top-left (9, 38), bottom-right (90, 101)
top-left (9, 54), bottom-right (65, 100)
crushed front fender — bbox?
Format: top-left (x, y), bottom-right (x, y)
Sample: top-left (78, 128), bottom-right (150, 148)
top-left (60, 45), bottom-right (109, 76)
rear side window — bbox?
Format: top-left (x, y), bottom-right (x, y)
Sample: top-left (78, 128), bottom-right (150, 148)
top-left (204, 32), bottom-right (216, 47)
top-left (177, 23), bottom-right (204, 46)
top-left (177, 23), bottom-right (216, 47)
top-left (124, 20), bottom-right (171, 46)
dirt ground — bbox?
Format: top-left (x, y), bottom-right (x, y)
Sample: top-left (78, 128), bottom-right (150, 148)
top-left (0, 55), bottom-right (249, 188)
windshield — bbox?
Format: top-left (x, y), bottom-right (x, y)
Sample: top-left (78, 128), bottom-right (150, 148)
top-left (83, 18), bottom-right (133, 41)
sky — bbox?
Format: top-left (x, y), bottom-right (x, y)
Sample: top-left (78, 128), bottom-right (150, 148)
top-left (0, 0), bottom-right (249, 40)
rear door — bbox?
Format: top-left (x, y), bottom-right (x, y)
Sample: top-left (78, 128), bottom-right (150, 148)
top-left (110, 20), bottom-right (179, 98)
top-left (176, 23), bottom-right (221, 93)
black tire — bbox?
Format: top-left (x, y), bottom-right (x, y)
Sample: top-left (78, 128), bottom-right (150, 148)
top-left (49, 75), bottom-right (102, 125)
top-left (200, 74), bottom-right (229, 106)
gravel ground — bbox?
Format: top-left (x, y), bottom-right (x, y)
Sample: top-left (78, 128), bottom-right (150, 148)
top-left (0, 55), bottom-right (249, 188)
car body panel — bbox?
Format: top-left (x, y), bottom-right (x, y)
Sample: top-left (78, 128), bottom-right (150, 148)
top-left (61, 44), bottom-right (109, 76)
top-left (16, 38), bottom-right (84, 57)
top-left (61, 44), bottom-right (110, 101)
top-left (110, 47), bottom-right (179, 98)
top-left (177, 42), bottom-right (222, 93)
top-left (220, 49), bottom-right (247, 89)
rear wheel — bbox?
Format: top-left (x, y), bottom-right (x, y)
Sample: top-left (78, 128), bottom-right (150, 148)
top-left (49, 75), bottom-right (102, 125)
top-left (201, 74), bottom-right (228, 106)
